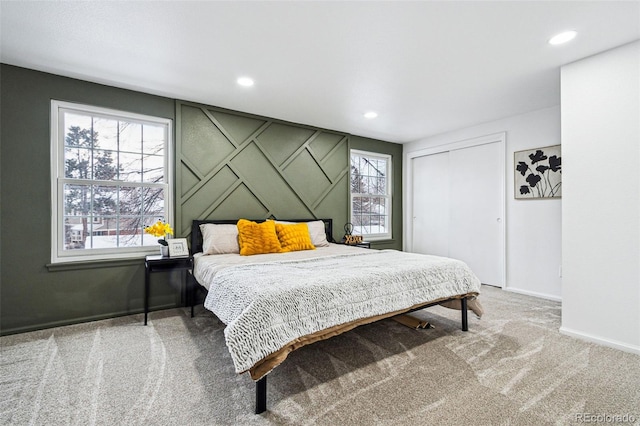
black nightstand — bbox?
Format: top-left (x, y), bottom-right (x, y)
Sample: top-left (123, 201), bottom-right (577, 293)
top-left (338, 241), bottom-right (371, 249)
top-left (144, 255), bottom-right (193, 325)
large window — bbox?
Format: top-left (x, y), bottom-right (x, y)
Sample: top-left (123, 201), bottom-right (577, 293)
top-left (350, 150), bottom-right (392, 240)
top-left (51, 101), bottom-right (172, 263)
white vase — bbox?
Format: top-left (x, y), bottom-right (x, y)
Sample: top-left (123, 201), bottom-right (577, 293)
top-left (160, 245), bottom-right (169, 257)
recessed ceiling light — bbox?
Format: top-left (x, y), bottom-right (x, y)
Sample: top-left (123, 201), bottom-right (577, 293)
top-left (364, 111), bottom-right (378, 119)
top-left (237, 77), bottom-right (254, 87)
top-left (549, 30), bottom-right (577, 45)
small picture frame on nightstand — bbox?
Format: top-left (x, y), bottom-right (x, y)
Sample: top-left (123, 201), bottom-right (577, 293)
top-left (168, 238), bottom-right (189, 257)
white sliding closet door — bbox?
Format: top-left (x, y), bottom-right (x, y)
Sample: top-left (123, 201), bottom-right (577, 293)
top-left (410, 139), bottom-right (504, 287)
top-left (411, 152), bottom-right (449, 257)
top-left (448, 142), bottom-right (503, 286)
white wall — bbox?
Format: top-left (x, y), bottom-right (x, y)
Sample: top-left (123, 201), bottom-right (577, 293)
top-left (404, 106), bottom-right (562, 300)
top-left (560, 41), bottom-right (640, 354)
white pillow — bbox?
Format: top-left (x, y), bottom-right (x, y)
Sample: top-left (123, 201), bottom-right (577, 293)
top-left (306, 220), bottom-right (330, 247)
top-left (276, 220), bottom-right (330, 247)
top-left (200, 223), bottom-right (239, 255)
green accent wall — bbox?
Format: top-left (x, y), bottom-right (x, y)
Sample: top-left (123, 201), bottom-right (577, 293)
top-left (0, 65), bottom-right (178, 335)
top-left (176, 101), bottom-right (350, 242)
top-left (0, 64), bottom-right (402, 335)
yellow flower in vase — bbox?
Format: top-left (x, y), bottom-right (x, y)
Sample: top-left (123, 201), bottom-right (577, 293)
top-left (144, 220), bottom-right (174, 246)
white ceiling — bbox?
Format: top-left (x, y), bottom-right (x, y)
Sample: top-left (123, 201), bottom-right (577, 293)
top-left (1, 1), bottom-right (639, 143)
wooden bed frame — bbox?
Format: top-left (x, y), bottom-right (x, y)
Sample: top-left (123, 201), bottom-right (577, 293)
top-left (187, 218), bottom-right (470, 414)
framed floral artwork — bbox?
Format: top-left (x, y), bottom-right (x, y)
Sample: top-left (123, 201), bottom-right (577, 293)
top-left (514, 145), bottom-right (561, 199)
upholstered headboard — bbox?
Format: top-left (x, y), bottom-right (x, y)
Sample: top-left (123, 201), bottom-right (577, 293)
top-left (191, 218), bottom-right (334, 254)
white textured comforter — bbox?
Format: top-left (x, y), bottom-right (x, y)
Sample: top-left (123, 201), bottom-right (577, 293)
top-left (200, 247), bottom-right (481, 375)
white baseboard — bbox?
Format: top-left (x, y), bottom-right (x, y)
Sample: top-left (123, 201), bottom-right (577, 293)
top-left (559, 326), bottom-right (640, 355)
top-left (503, 286), bottom-right (562, 302)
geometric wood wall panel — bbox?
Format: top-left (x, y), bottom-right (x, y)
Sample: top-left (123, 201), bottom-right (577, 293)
top-left (176, 101), bottom-right (349, 241)
top-left (212, 183), bottom-right (270, 220)
top-left (180, 105), bottom-right (237, 176)
top-left (180, 165), bottom-right (239, 222)
top-left (314, 173), bottom-right (349, 232)
top-left (231, 142), bottom-right (310, 218)
top-left (180, 163), bottom-right (200, 197)
top-left (282, 148), bottom-right (331, 205)
top-left (321, 140), bottom-right (349, 183)
top-left (211, 110), bottom-right (267, 144)
top-left (256, 123), bottom-right (316, 166)
top-left (309, 132), bottom-right (344, 160)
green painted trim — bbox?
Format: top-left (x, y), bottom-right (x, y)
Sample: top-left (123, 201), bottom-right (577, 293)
top-left (46, 257), bottom-right (144, 272)
top-left (320, 135), bottom-right (350, 166)
top-left (313, 171), bottom-right (348, 209)
top-left (179, 120), bottom-right (271, 204)
top-left (251, 139), bottom-right (318, 215)
top-left (280, 131), bottom-right (321, 169)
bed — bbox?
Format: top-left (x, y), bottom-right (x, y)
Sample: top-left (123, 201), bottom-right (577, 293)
top-left (188, 218), bottom-right (483, 414)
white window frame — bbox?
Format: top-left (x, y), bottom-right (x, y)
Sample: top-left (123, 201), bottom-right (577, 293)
top-left (50, 100), bottom-right (173, 263)
top-left (349, 149), bottom-right (392, 241)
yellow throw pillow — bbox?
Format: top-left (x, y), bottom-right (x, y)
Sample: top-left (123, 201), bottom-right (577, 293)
top-left (237, 219), bottom-right (283, 256)
top-left (275, 222), bottom-right (316, 253)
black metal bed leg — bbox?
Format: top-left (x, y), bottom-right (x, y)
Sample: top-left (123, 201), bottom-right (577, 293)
top-left (461, 297), bottom-right (468, 331)
top-left (255, 376), bottom-right (267, 414)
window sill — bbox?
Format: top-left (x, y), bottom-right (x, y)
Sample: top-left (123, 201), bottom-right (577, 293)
top-left (46, 257), bottom-right (144, 272)
top-left (362, 237), bottom-right (395, 243)
top-left (369, 239), bottom-right (396, 244)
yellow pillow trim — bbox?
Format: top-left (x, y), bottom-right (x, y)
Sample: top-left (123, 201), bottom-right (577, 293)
top-left (237, 219), bottom-right (283, 256)
top-left (275, 222), bottom-right (316, 253)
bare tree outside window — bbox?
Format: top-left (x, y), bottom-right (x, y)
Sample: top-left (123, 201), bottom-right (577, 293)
top-left (350, 150), bottom-right (391, 240)
top-left (52, 101), bottom-right (172, 263)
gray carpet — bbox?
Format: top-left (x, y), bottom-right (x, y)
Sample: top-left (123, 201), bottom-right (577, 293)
top-left (1, 285), bottom-right (639, 425)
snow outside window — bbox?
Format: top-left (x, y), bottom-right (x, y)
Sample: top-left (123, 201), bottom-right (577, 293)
top-left (350, 150), bottom-right (392, 241)
top-left (50, 101), bottom-right (173, 263)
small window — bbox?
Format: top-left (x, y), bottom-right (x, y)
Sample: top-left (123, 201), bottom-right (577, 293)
top-left (50, 101), bottom-right (173, 263)
top-left (350, 150), bottom-right (392, 240)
